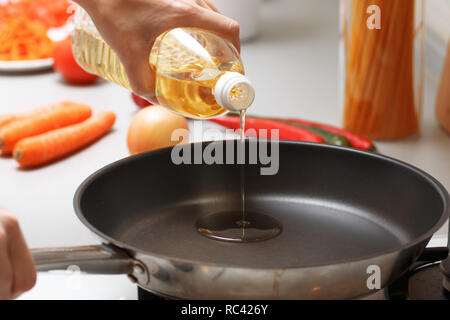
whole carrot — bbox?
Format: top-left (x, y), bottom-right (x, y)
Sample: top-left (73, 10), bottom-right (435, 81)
top-left (0, 101), bottom-right (92, 153)
top-left (0, 114), bottom-right (18, 128)
top-left (13, 111), bottom-right (116, 168)
top-left (0, 105), bottom-right (53, 129)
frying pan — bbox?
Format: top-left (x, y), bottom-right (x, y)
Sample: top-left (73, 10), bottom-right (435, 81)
top-left (31, 141), bottom-right (449, 299)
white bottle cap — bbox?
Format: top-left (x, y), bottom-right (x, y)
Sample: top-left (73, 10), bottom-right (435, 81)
top-left (214, 72), bottom-right (255, 111)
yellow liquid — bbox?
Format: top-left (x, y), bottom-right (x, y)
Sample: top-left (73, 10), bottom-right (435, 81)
top-left (73, 28), bottom-right (245, 119)
top-left (196, 211), bottom-right (282, 243)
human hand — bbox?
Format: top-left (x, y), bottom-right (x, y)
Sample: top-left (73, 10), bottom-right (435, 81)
top-left (0, 207), bottom-right (36, 300)
top-left (75, 0), bottom-right (241, 103)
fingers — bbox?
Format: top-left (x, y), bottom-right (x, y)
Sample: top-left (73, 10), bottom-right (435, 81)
top-left (189, 8), bottom-right (241, 52)
top-left (0, 209), bottom-right (36, 300)
top-left (204, 0), bottom-right (219, 12)
top-left (119, 40), bottom-right (158, 103)
top-left (122, 4), bottom-right (241, 100)
top-left (196, 0), bottom-right (220, 12)
top-left (5, 217), bottom-right (36, 298)
top-left (0, 225), bottom-right (13, 300)
top-left (78, 0), bottom-right (241, 101)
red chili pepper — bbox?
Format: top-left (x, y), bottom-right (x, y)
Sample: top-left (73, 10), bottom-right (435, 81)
top-left (210, 116), bottom-right (325, 143)
top-left (286, 118), bottom-right (376, 151)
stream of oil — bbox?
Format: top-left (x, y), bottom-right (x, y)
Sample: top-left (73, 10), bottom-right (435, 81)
top-left (240, 110), bottom-right (246, 227)
top-left (196, 111), bottom-right (282, 243)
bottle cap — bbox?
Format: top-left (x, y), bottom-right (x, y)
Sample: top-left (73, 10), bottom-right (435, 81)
top-left (214, 72), bottom-right (255, 111)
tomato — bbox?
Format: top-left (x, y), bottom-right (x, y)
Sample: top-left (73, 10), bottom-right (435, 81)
top-left (53, 37), bottom-right (98, 84)
top-left (127, 106), bottom-right (190, 155)
top-left (131, 93), bottom-right (153, 108)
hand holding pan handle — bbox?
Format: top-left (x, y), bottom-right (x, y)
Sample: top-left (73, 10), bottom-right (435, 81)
top-left (31, 244), bottom-right (146, 278)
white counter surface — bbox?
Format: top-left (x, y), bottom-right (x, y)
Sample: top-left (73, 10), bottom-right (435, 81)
top-left (0, 0), bottom-right (448, 300)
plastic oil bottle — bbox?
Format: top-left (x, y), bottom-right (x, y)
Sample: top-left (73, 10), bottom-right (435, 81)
top-left (72, 7), bottom-right (255, 119)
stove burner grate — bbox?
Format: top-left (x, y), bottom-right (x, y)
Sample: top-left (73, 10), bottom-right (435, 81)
top-left (387, 262), bottom-right (449, 300)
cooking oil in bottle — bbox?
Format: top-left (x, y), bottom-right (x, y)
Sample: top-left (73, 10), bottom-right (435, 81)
top-left (72, 7), bottom-right (255, 119)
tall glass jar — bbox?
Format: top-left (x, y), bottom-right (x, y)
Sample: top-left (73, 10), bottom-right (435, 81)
top-left (340, 0), bottom-right (425, 140)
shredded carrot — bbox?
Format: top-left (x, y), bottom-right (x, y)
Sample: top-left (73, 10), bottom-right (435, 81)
top-left (0, 0), bottom-right (73, 60)
top-left (0, 17), bottom-right (54, 60)
top-left (343, 0), bottom-right (420, 140)
top-left (0, 101), bottom-right (92, 153)
top-left (0, 0), bottom-right (72, 29)
top-left (13, 111), bottom-right (116, 168)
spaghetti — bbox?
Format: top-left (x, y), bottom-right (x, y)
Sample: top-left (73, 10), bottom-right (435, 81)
top-left (343, 0), bottom-right (420, 140)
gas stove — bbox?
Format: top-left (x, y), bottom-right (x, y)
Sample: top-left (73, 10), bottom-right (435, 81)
top-left (386, 261), bottom-right (449, 300)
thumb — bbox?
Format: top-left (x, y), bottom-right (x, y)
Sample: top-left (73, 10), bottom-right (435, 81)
top-left (187, 8), bottom-right (241, 52)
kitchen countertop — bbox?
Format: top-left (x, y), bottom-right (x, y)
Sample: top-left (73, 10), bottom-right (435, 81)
top-left (0, 0), bottom-right (448, 299)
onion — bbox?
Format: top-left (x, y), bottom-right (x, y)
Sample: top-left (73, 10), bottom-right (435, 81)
top-left (127, 106), bottom-right (190, 155)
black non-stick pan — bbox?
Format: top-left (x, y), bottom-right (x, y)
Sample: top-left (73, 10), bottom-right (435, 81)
top-left (32, 141), bottom-right (449, 299)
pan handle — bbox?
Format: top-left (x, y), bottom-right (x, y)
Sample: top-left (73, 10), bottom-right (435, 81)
top-left (417, 247), bottom-right (449, 263)
top-left (31, 244), bottom-right (136, 275)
